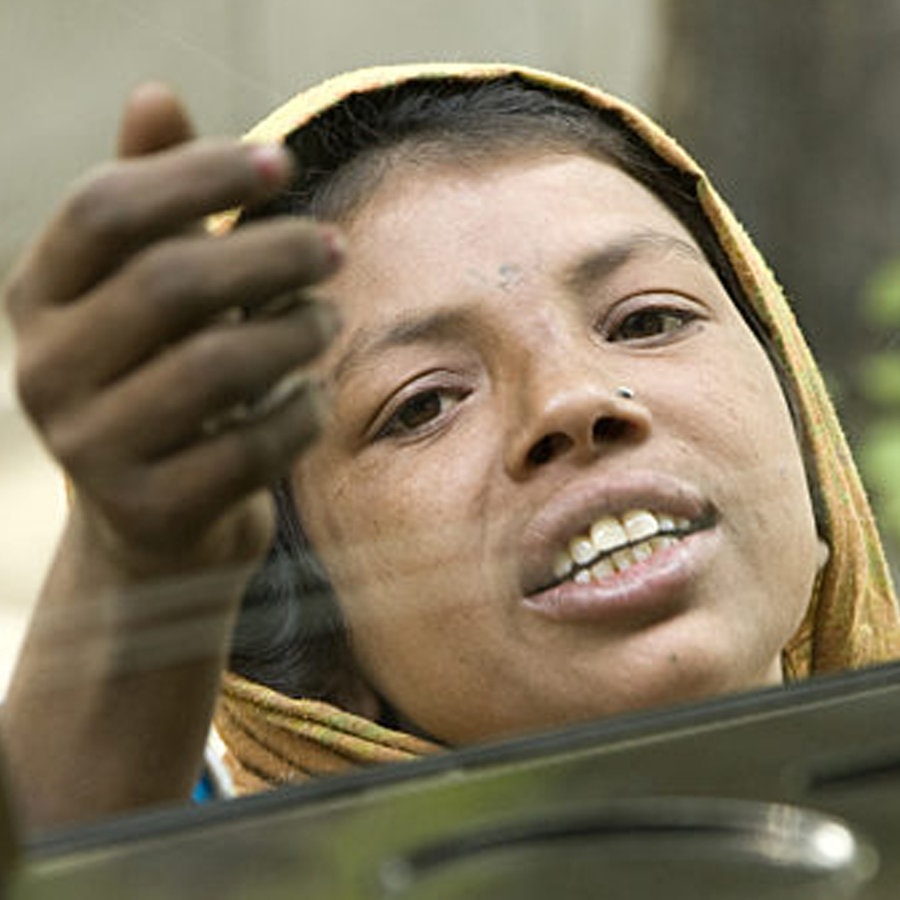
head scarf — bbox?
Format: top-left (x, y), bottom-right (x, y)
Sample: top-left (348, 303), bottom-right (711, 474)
top-left (210, 63), bottom-right (900, 797)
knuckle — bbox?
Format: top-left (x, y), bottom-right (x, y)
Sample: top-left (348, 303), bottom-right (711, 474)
top-left (14, 339), bottom-right (65, 419)
top-left (128, 243), bottom-right (201, 313)
top-left (63, 164), bottom-right (138, 247)
top-left (184, 330), bottom-right (246, 399)
top-left (41, 414), bottom-right (92, 473)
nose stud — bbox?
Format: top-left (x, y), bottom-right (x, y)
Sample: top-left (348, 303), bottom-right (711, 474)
top-left (615, 386), bottom-right (635, 400)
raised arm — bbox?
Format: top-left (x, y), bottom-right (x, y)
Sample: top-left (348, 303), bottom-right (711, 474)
top-left (0, 85), bottom-right (341, 831)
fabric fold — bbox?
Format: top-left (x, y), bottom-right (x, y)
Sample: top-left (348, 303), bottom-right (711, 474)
top-left (213, 671), bottom-right (441, 795)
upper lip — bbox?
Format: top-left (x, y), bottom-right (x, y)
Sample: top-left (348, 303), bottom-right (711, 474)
top-left (519, 470), bottom-right (716, 597)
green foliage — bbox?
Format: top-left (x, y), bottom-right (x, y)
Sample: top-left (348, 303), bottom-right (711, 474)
top-left (864, 258), bottom-right (900, 328)
top-left (859, 258), bottom-right (900, 565)
top-left (859, 353), bottom-right (900, 407)
top-left (859, 418), bottom-right (900, 543)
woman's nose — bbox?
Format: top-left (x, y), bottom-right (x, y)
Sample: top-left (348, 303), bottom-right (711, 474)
top-left (504, 370), bottom-right (651, 478)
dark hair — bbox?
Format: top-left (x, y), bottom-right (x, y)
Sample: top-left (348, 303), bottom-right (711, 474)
top-left (229, 74), bottom-right (813, 708)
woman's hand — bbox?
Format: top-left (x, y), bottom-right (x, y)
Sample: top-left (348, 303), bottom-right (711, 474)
top-left (0, 85), bottom-right (342, 829)
top-left (7, 83), bottom-right (342, 576)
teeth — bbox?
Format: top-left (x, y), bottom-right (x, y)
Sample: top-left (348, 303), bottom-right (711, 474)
top-left (551, 508), bottom-right (694, 586)
top-left (622, 509), bottom-right (658, 543)
top-left (590, 517), bottom-right (628, 554)
top-left (632, 540), bottom-right (654, 563)
top-left (657, 513), bottom-right (676, 534)
top-left (553, 550), bottom-right (574, 580)
top-left (569, 535), bottom-right (595, 566)
top-left (590, 557), bottom-right (615, 579)
top-left (652, 535), bottom-right (676, 552)
top-left (612, 548), bottom-right (634, 572)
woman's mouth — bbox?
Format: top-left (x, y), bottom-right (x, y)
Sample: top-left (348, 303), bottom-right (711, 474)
top-left (522, 505), bottom-right (717, 624)
top-left (518, 472), bottom-right (719, 621)
top-left (548, 508), bottom-right (708, 589)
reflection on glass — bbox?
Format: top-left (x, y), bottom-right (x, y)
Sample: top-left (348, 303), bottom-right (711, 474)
top-left (0, 3), bottom-right (898, 846)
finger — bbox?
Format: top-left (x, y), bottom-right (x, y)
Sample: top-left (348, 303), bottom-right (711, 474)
top-left (89, 218), bottom-right (342, 380)
top-left (14, 219), bottom-right (343, 413)
top-left (157, 381), bottom-right (325, 525)
top-left (9, 85), bottom-right (200, 328)
top-left (108, 310), bottom-right (336, 458)
top-left (39, 307), bottom-right (337, 466)
top-left (117, 83), bottom-right (195, 158)
top-left (7, 139), bottom-right (294, 320)
top-left (99, 385), bottom-right (323, 553)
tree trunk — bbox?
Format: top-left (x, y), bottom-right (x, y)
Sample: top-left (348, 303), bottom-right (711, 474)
top-left (657, 0), bottom-right (900, 444)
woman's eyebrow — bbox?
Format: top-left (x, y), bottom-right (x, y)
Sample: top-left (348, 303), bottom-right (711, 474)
top-left (330, 231), bottom-right (706, 387)
top-left (564, 229), bottom-right (707, 296)
top-left (330, 309), bottom-right (471, 387)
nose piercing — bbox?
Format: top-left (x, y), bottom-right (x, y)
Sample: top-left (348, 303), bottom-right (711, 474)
top-left (615, 386), bottom-right (635, 400)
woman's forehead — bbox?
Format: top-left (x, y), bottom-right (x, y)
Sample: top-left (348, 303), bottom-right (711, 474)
top-left (330, 152), bottom-right (708, 309)
top-left (313, 154), bottom-right (729, 387)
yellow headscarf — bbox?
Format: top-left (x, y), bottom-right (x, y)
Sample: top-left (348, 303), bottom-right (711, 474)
top-left (212, 63), bottom-right (900, 796)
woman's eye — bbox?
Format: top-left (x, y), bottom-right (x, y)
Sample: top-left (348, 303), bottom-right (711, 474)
top-left (610, 306), bottom-right (697, 343)
top-left (377, 388), bottom-right (462, 439)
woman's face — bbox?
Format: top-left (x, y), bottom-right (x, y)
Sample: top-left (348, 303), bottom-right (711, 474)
top-left (292, 151), bottom-right (823, 745)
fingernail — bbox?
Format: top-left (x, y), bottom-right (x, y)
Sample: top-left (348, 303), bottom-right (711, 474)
top-left (250, 371), bottom-right (311, 419)
top-left (249, 143), bottom-right (293, 188)
top-left (317, 225), bottom-right (346, 272)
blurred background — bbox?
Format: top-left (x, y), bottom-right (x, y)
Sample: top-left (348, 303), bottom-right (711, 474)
top-left (1, 0), bottom-right (898, 693)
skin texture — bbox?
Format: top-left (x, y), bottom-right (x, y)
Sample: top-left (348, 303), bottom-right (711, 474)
top-left (293, 153), bottom-right (824, 745)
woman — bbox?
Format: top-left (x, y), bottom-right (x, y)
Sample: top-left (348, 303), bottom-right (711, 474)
top-left (3, 63), bottom-right (899, 828)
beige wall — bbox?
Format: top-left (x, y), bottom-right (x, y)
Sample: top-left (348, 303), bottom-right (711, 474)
top-left (0, 0), bottom-right (663, 274)
top-left (0, 1), bottom-right (663, 690)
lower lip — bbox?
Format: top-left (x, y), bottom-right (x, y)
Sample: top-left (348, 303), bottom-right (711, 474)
top-left (522, 528), bottom-right (718, 626)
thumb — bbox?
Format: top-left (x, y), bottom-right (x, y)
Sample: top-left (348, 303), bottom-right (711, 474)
top-left (117, 82), bottom-right (196, 158)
